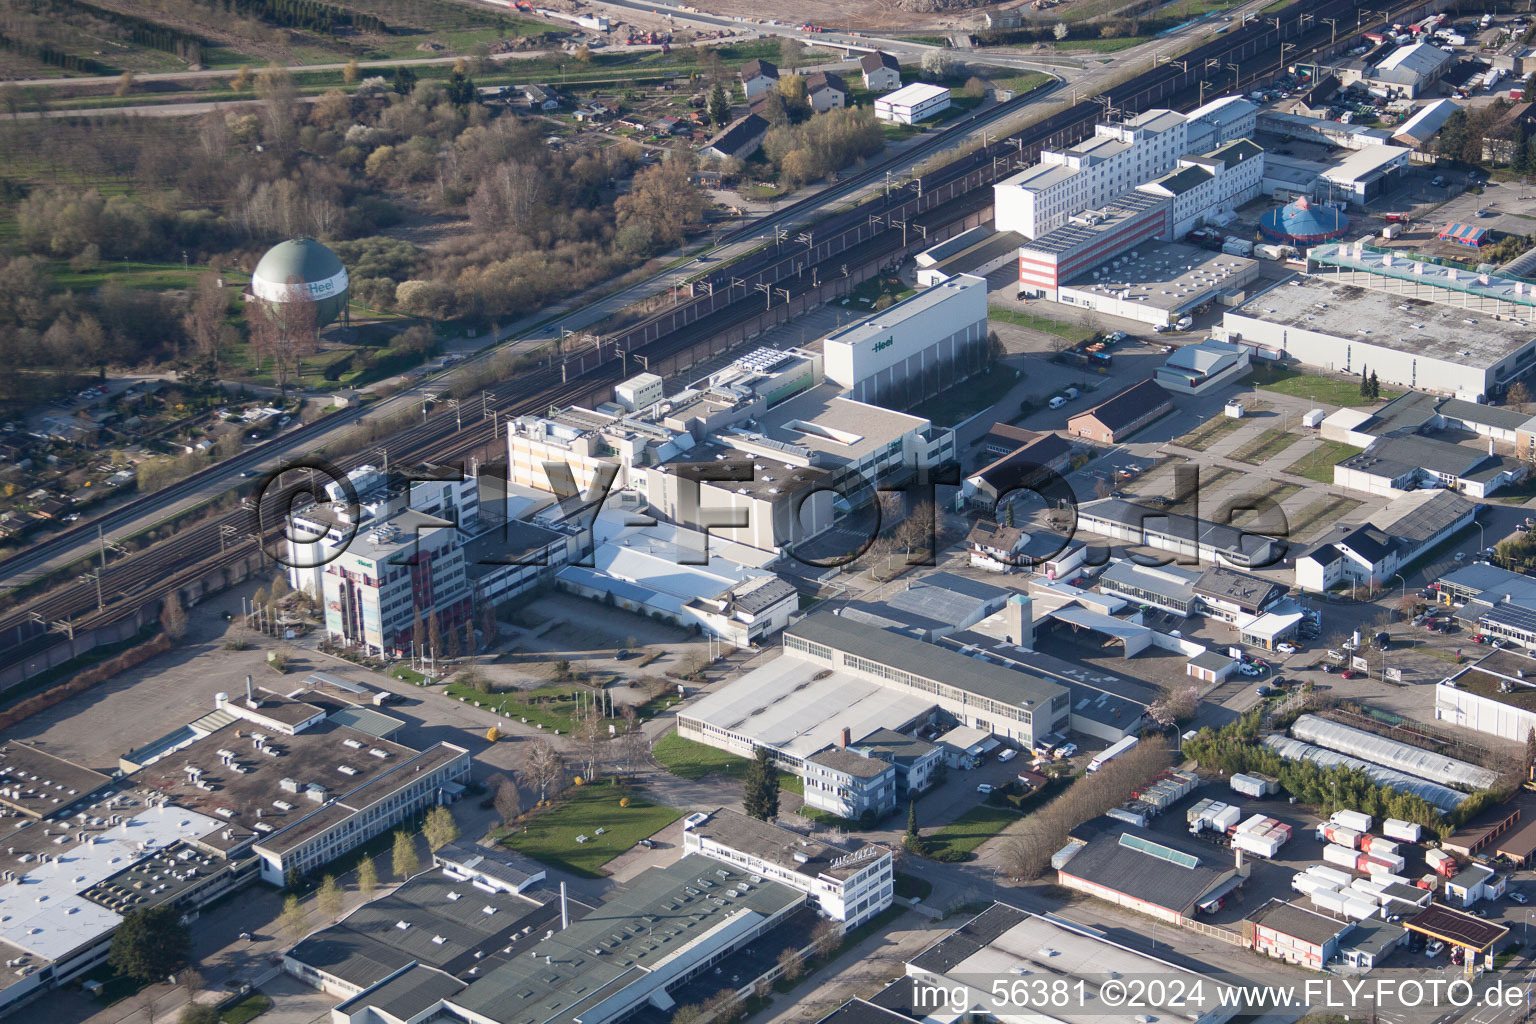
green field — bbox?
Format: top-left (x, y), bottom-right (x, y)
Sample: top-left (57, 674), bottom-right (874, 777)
top-left (447, 681), bottom-right (613, 735)
top-left (1283, 441), bottom-right (1363, 483)
top-left (1051, 37), bottom-right (1152, 52)
top-left (910, 367), bottom-right (1020, 428)
top-left (921, 805), bottom-right (1019, 860)
top-left (45, 260), bottom-right (247, 292)
top-left (653, 732), bottom-right (802, 793)
top-left (988, 306), bottom-right (1095, 344)
top-left (1253, 366), bottom-right (1402, 407)
top-left (221, 992), bottom-right (274, 1024)
top-left (501, 780), bottom-right (682, 877)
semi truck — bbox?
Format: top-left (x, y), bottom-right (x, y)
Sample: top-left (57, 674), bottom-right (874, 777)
top-left (1087, 735), bottom-right (1139, 773)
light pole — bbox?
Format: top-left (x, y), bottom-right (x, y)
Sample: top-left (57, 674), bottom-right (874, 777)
top-left (1393, 573), bottom-right (1407, 615)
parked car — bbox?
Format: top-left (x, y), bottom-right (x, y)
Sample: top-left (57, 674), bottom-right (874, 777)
top-left (1510, 891), bottom-right (1528, 904)
top-left (1256, 686), bottom-right (1274, 697)
top-left (1048, 396), bottom-right (1068, 410)
top-left (976, 783), bottom-right (995, 795)
top-left (1426, 940), bottom-right (1445, 957)
top-left (1431, 175), bottom-right (1446, 187)
top-left (998, 748), bottom-right (1018, 763)
top-left (1057, 743), bottom-right (1077, 758)
top-left (1342, 669), bottom-right (1361, 680)
top-left (1276, 643), bottom-right (1298, 655)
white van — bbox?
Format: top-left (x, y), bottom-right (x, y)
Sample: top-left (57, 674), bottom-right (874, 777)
top-left (1048, 396), bottom-right (1068, 410)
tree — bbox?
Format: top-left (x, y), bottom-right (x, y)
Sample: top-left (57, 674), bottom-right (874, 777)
top-left (357, 857), bottom-right (379, 900)
top-left (139, 990), bottom-right (162, 1024)
top-left (1053, 21), bottom-right (1069, 40)
top-left (1148, 686), bottom-right (1200, 727)
top-left (494, 775), bottom-right (523, 823)
top-left (776, 947), bottom-right (805, 982)
top-left (479, 601), bottom-right (499, 647)
top-left (525, 739), bottom-right (565, 802)
top-left (445, 621), bottom-right (462, 660)
top-left (778, 74), bottom-right (809, 117)
top-left (179, 968), bottom-right (205, 1003)
top-left (743, 746), bottom-right (781, 821)
top-left (1510, 381), bottom-right (1531, 414)
top-left (577, 705), bottom-right (607, 782)
top-left (1526, 727), bottom-right (1536, 777)
top-left (109, 908), bottom-right (192, 982)
top-left (394, 66), bottom-right (419, 95)
top-left (279, 893), bottom-right (309, 941)
top-left (247, 288), bottom-right (318, 395)
top-left (464, 619), bottom-right (476, 656)
top-left (116, 72), bottom-right (136, 98)
top-left (811, 919), bottom-right (842, 959)
top-left (423, 805), bottom-right (460, 852)
top-left (1369, 370), bottom-right (1381, 400)
top-left (778, 36), bottom-right (804, 67)
top-left (1359, 367), bottom-right (1370, 399)
top-left (671, 1005), bottom-right (705, 1024)
top-left (185, 273), bottom-right (227, 375)
top-left (428, 611), bottom-right (442, 659)
top-left (906, 800), bottom-right (918, 839)
top-left (392, 830), bottom-right (420, 880)
top-left (231, 65), bottom-right (253, 91)
top-left (413, 609), bottom-right (426, 656)
top-left (486, 725), bottom-right (501, 743)
top-left (316, 875), bottom-right (343, 922)
top-left (160, 590), bottom-right (188, 640)
top-left (708, 83), bottom-right (731, 128)
top-left (446, 71), bottom-right (477, 108)
top-left (614, 160), bottom-right (705, 253)
top-left (343, 59), bottom-right (360, 85)
top-left (921, 50), bottom-right (959, 81)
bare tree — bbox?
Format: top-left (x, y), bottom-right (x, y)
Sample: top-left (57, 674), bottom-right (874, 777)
top-left (248, 285), bottom-right (318, 394)
top-left (577, 704), bottom-right (607, 782)
top-left (619, 705), bottom-right (651, 773)
top-left (811, 920), bottom-right (842, 960)
top-left (493, 776), bottom-right (523, 824)
top-left (1510, 381), bottom-right (1531, 414)
top-left (138, 988), bottom-right (161, 1024)
top-left (524, 740), bottom-right (565, 803)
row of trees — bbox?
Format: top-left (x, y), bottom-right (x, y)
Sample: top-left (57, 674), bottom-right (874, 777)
top-left (993, 735), bottom-right (1172, 879)
top-left (761, 107), bottom-right (885, 189)
top-left (1358, 368), bottom-right (1383, 401)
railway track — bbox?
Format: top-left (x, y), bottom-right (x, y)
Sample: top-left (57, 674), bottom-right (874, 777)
top-left (0, 0), bottom-right (1434, 671)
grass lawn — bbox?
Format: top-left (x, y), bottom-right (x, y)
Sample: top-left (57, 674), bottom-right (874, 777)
top-left (997, 73), bottom-right (1052, 97)
top-left (1175, 413), bottom-right (1248, 452)
top-left (653, 732), bottom-right (803, 793)
top-left (1053, 36), bottom-right (1151, 52)
top-left (1230, 427), bottom-right (1303, 465)
top-left (388, 666), bottom-right (427, 684)
top-left (501, 780), bottom-right (683, 877)
top-left (1283, 441), bottom-right (1363, 483)
top-left (988, 305), bottom-right (1095, 344)
top-left (909, 367), bottom-right (1020, 428)
top-left (921, 804), bottom-right (1019, 860)
top-left (1252, 365), bottom-right (1402, 407)
top-left (221, 992), bottom-right (274, 1024)
top-left (447, 681), bottom-right (612, 735)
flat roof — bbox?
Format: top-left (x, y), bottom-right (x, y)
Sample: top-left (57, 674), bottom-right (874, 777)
top-left (434, 839), bottom-right (547, 890)
top-left (1319, 145), bottom-right (1410, 185)
top-left (1406, 904), bottom-right (1508, 949)
top-left (288, 869), bottom-right (562, 989)
top-left (1193, 566), bottom-right (1285, 610)
top-left (688, 809), bottom-right (884, 881)
top-left (1309, 241), bottom-right (1536, 312)
top-left (997, 161), bottom-right (1079, 193)
top-left (1250, 898), bottom-right (1350, 945)
top-left (1060, 821), bottom-right (1233, 914)
top-left (786, 612), bottom-right (1067, 713)
top-left (879, 82), bottom-right (950, 106)
top-left (658, 442), bottom-right (830, 503)
top-left (1020, 191), bottom-right (1170, 259)
top-left (1100, 559), bottom-right (1201, 602)
top-left (1229, 275), bottom-right (1536, 366)
top-left (807, 747), bottom-right (893, 779)
top-left (679, 655), bottom-right (934, 761)
top-left (0, 742), bottom-right (114, 819)
top-left (1079, 498), bottom-right (1285, 560)
top-left (1060, 241), bottom-right (1255, 313)
top-left (451, 857), bottom-right (803, 1024)
top-left (823, 275), bottom-right (985, 349)
top-left (338, 964), bottom-right (464, 1020)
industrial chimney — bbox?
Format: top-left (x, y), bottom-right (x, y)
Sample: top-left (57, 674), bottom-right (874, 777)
top-left (1003, 594), bottom-right (1035, 650)
top-left (839, 728), bottom-right (851, 749)
top-left (560, 881), bottom-right (569, 930)
top-left (245, 675), bottom-right (258, 709)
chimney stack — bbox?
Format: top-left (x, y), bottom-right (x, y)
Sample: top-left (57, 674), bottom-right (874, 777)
top-left (839, 728), bottom-right (850, 748)
top-left (245, 675), bottom-right (257, 709)
top-left (560, 881), bottom-right (569, 930)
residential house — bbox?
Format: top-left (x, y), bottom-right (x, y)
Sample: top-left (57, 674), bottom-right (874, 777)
top-left (518, 84), bottom-right (560, 111)
top-left (1066, 380), bottom-right (1174, 443)
top-left (860, 51), bottom-right (902, 93)
top-left (850, 728), bottom-right (941, 799)
top-left (740, 59), bottom-right (780, 100)
top-left (805, 71), bottom-right (848, 112)
top-left (701, 113), bottom-right (770, 161)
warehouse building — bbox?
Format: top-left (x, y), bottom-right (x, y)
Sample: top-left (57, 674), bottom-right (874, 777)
top-left (996, 109), bottom-right (1188, 238)
top-left (1316, 145), bottom-right (1412, 207)
top-left (1249, 899), bottom-right (1354, 969)
top-left (1054, 243), bottom-right (1259, 329)
top-left (1438, 648), bottom-right (1536, 741)
top-left (1155, 338), bottom-right (1252, 394)
top-left (905, 903), bottom-right (1239, 1024)
top-left (1333, 436), bottom-right (1525, 499)
top-left (1295, 489), bottom-right (1475, 591)
top-left (682, 809), bottom-right (893, 926)
top-left (1370, 42), bottom-right (1455, 97)
top-left (874, 82), bottom-right (951, 124)
top-left (1053, 821), bottom-right (1242, 925)
top-left (1219, 273), bottom-right (1536, 403)
top-left (1076, 498), bottom-right (1286, 569)
top-left (1392, 98), bottom-right (1461, 149)
top-left (1067, 380), bottom-right (1174, 443)
top-left (822, 274), bottom-right (989, 406)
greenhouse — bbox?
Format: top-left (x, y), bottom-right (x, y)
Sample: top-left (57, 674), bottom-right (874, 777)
top-left (1262, 735), bottom-right (1469, 813)
top-left (1289, 714), bottom-right (1499, 792)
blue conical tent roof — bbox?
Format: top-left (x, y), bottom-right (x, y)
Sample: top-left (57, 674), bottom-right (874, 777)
top-left (1259, 197), bottom-right (1351, 244)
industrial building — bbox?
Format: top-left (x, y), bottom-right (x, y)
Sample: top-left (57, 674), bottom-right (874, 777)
top-left (682, 809), bottom-right (894, 926)
top-left (1295, 490), bottom-right (1476, 591)
top-left (874, 82), bottom-right (951, 124)
top-left (1155, 338), bottom-right (1252, 394)
top-left (1182, 95), bottom-right (1261, 153)
top-left (1316, 145), bottom-right (1412, 207)
top-left (1438, 648), bottom-right (1536, 742)
top-left (1053, 820), bottom-right (1243, 925)
top-left (1066, 380), bottom-right (1175, 443)
top-left (904, 903), bottom-right (1239, 1024)
top-left (1076, 497), bottom-right (1286, 570)
top-left (332, 856), bottom-right (816, 1024)
top-left (1249, 899), bottom-right (1354, 969)
top-left (1370, 42), bottom-right (1455, 97)
top-left (1136, 138), bottom-right (1265, 236)
top-left (821, 273), bottom-right (989, 406)
top-left (995, 108), bottom-right (1189, 238)
top-left (1016, 191), bottom-right (1173, 300)
top-left (1392, 98), bottom-right (1460, 149)
top-left (1332, 436), bottom-right (1524, 499)
top-left (1290, 714), bottom-right (1499, 791)
top-left (1219, 267), bottom-right (1536, 403)
top-left (1052, 243), bottom-right (1260, 330)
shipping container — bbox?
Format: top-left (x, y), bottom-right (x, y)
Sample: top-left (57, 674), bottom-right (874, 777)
top-left (1372, 871), bottom-right (1412, 887)
top-left (1231, 773), bottom-right (1280, 797)
top-left (1294, 874), bottom-right (1341, 896)
top-left (1332, 809), bottom-right (1373, 833)
top-left (1108, 806), bottom-right (1148, 827)
top-left (1186, 798), bottom-right (1219, 824)
top-left (1211, 804), bottom-right (1242, 832)
top-left (1312, 889), bottom-right (1349, 914)
top-left (1318, 823), bottom-right (1361, 849)
top-left (1364, 853), bottom-right (1406, 874)
top-left (1343, 897), bottom-right (1379, 920)
top-left (1308, 865), bottom-right (1355, 888)
top-left (1088, 735), bottom-right (1138, 773)
top-left (1052, 840), bottom-right (1086, 871)
top-left (1234, 830), bottom-right (1286, 858)
top-left (1360, 836), bottom-right (1399, 857)
top-left (1324, 843), bottom-right (1363, 869)
top-left (1302, 408), bottom-right (1326, 428)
